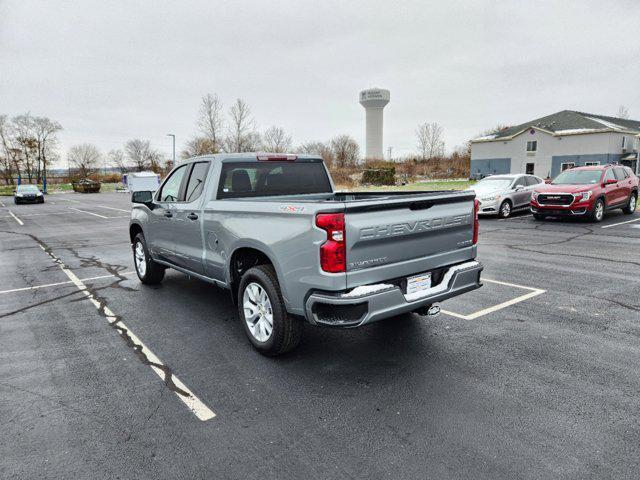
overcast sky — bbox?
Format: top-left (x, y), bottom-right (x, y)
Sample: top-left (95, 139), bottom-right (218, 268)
top-left (1, 0), bottom-right (639, 165)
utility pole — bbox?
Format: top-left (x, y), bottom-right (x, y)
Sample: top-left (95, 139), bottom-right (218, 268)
top-left (387, 146), bottom-right (393, 161)
top-left (167, 134), bottom-right (176, 166)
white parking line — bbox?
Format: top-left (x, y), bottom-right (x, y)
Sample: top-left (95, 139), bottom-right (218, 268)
top-left (8, 210), bottom-right (24, 225)
top-left (35, 243), bottom-right (215, 421)
top-left (441, 278), bottom-right (545, 320)
top-left (69, 207), bottom-right (110, 219)
top-left (97, 205), bottom-right (131, 213)
top-left (0, 271), bottom-right (135, 295)
top-left (0, 201), bottom-right (5, 207)
top-left (601, 217), bottom-right (640, 229)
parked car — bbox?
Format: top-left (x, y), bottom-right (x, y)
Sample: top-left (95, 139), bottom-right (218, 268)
top-left (531, 165), bottom-right (638, 222)
top-left (14, 184), bottom-right (44, 204)
top-left (469, 174), bottom-right (544, 218)
top-left (72, 178), bottom-right (101, 193)
top-left (129, 153), bottom-right (483, 355)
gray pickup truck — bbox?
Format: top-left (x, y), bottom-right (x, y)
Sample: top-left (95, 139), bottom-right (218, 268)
top-left (129, 153), bottom-right (482, 355)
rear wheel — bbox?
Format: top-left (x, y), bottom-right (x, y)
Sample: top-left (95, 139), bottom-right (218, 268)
top-left (622, 192), bottom-right (637, 214)
top-left (238, 265), bottom-right (303, 356)
top-left (133, 233), bottom-right (165, 284)
top-left (498, 200), bottom-right (512, 218)
top-left (590, 199), bottom-right (605, 222)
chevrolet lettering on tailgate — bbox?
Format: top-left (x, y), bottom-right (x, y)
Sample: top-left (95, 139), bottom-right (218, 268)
top-left (359, 214), bottom-right (472, 240)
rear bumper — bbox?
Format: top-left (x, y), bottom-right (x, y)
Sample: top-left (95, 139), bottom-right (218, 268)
top-left (304, 261), bottom-right (483, 327)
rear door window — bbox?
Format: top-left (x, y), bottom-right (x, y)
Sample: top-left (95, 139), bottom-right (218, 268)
top-left (184, 162), bottom-right (210, 202)
top-left (525, 176), bottom-right (540, 186)
top-left (217, 161), bottom-right (332, 199)
top-left (613, 167), bottom-right (626, 181)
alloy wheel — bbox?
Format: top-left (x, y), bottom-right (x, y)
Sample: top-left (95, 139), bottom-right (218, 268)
top-left (134, 241), bottom-right (146, 277)
top-left (243, 282), bottom-right (274, 342)
top-left (595, 201), bottom-right (604, 221)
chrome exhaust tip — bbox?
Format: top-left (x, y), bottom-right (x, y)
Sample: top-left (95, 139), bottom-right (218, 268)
top-left (426, 303), bottom-right (441, 316)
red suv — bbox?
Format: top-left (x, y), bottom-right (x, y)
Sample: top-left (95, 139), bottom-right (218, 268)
top-left (531, 165), bottom-right (638, 222)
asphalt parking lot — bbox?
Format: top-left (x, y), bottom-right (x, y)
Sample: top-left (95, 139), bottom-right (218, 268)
top-left (1, 192), bottom-right (639, 479)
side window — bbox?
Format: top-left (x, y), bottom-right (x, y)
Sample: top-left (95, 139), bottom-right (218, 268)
top-left (613, 167), bottom-right (626, 181)
top-left (158, 165), bottom-right (187, 202)
top-left (525, 176), bottom-right (538, 186)
top-left (184, 162), bottom-right (210, 202)
top-left (514, 176), bottom-right (526, 188)
top-left (603, 169), bottom-right (616, 183)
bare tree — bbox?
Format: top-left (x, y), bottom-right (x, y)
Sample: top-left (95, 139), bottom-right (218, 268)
top-left (416, 122), bottom-right (445, 160)
top-left (68, 144), bottom-right (100, 178)
top-left (297, 141), bottom-right (335, 168)
top-left (0, 115), bottom-right (20, 184)
top-left (31, 116), bottom-right (62, 183)
top-left (224, 98), bottom-right (260, 153)
top-left (181, 136), bottom-right (217, 159)
top-left (330, 135), bottom-right (360, 168)
top-left (12, 114), bottom-right (39, 182)
top-left (617, 105), bottom-right (630, 119)
top-left (262, 126), bottom-right (292, 153)
top-left (125, 139), bottom-right (160, 172)
top-left (198, 93), bottom-right (224, 153)
top-left (108, 149), bottom-right (128, 173)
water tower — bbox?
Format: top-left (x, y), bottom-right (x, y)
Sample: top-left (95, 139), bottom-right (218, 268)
top-left (359, 88), bottom-right (390, 159)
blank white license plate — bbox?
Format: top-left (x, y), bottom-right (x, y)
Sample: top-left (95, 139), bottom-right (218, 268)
top-left (406, 272), bottom-right (432, 295)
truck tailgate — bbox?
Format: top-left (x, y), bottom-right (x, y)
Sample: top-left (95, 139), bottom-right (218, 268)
top-left (343, 192), bottom-right (476, 288)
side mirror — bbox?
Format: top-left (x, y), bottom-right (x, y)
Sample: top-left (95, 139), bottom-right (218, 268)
top-left (12, 190), bottom-right (16, 194)
top-left (514, 185), bottom-right (525, 191)
top-left (604, 178), bottom-right (617, 185)
top-left (132, 190), bottom-right (153, 205)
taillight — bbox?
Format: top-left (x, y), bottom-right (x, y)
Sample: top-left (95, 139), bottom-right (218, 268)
top-left (316, 213), bottom-right (346, 273)
top-left (473, 198), bottom-right (479, 245)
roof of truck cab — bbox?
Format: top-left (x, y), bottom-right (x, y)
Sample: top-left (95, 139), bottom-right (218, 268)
top-left (185, 152), bottom-right (323, 162)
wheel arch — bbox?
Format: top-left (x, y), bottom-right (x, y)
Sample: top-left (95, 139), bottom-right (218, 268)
top-left (228, 243), bottom-right (288, 307)
top-left (129, 222), bottom-right (144, 244)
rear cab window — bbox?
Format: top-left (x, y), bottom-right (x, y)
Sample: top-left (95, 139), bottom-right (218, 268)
top-left (217, 160), bottom-right (332, 199)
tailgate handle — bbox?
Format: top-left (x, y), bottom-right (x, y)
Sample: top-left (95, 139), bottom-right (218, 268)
top-left (409, 201), bottom-right (434, 211)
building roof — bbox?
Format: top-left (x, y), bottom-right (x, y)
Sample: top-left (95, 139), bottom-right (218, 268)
top-left (472, 110), bottom-right (640, 142)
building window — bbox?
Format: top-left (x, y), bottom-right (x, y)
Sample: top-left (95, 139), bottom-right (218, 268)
top-left (584, 161), bottom-right (599, 166)
top-left (561, 162), bottom-right (575, 171)
top-left (526, 141), bottom-right (537, 152)
top-left (525, 163), bottom-right (535, 174)
top-left (622, 136), bottom-right (626, 149)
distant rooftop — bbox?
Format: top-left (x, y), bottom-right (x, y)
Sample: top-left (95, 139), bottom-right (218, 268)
top-left (473, 110), bottom-right (640, 142)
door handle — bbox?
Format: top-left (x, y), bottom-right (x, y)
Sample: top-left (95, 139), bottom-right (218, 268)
top-left (187, 212), bottom-right (199, 221)
top-left (164, 211), bottom-right (173, 218)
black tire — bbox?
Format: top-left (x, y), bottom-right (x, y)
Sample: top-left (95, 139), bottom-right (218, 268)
top-left (39, 197), bottom-right (44, 204)
top-left (498, 200), bottom-right (512, 218)
top-left (14, 198), bottom-right (19, 204)
top-left (133, 233), bottom-right (165, 285)
top-left (621, 192), bottom-right (637, 214)
top-left (590, 198), bottom-right (605, 223)
top-left (237, 264), bottom-right (303, 356)
top-left (533, 213), bottom-right (545, 221)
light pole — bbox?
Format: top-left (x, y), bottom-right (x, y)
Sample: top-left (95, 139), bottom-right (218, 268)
top-left (167, 134), bottom-right (176, 167)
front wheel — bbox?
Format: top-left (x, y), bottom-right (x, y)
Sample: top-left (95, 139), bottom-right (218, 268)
top-left (622, 193), bottom-right (637, 214)
top-left (590, 199), bottom-right (605, 222)
top-left (533, 213), bottom-right (545, 221)
top-left (133, 233), bottom-right (165, 285)
top-left (498, 200), bottom-right (512, 218)
top-left (238, 265), bottom-right (303, 356)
